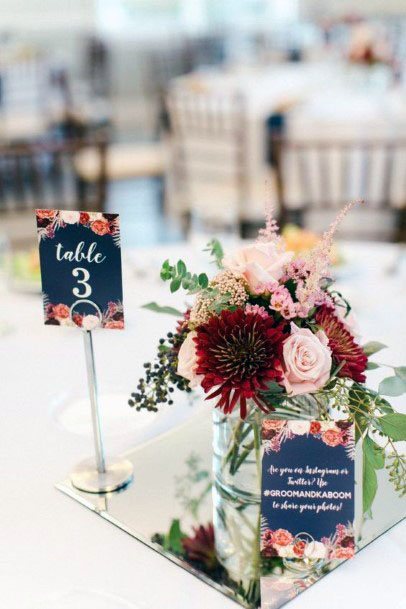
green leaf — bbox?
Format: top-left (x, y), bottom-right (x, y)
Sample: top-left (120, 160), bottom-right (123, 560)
top-left (362, 437), bottom-right (379, 514)
top-left (366, 361), bottom-right (380, 370)
top-left (163, 519), bottom-right (187, 555)
top-left (395, 367), bottom-right (406, 381)
top-left (363, 341), bottom-right (387, 356)
top-left (204, 238), bottom-right (224, 268)
top-left (142, 302), bottom-right (183, 317)
top-left (363, 435), bottom-right (385, 469)
top-left (377, 413), bottom-right (406, 441)
top-left (170, 277), bottom-right (182, 293)
top-left (378, 375), bottom-right (406, 397)
top-left (348, 388), bottom-right (370, 443)
top-left (198, 273), bottom-right (209, 289)
top-left (177, 260), bottom-right (187, 276)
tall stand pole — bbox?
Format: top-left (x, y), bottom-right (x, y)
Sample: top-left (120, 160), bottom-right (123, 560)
top-left (83, 330), bottom-right (106, 474)
top-left (70, 329), bottom-right (133, 494)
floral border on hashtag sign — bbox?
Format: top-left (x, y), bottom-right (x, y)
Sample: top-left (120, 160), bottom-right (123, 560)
top-left (262, 420), bottom-right (355, 456)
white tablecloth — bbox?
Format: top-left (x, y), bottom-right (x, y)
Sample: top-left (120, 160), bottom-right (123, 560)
top-left (1, 241), bottom-right (405, 609)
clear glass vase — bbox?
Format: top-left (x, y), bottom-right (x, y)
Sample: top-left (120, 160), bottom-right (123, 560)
top-left (212, 395), bottom-right (321, 584)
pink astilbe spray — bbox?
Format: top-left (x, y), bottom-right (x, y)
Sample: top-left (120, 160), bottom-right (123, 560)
top-left (292, 200), bottom-right (363, 312)
top-left (257, 204), bottom-right (282, 247)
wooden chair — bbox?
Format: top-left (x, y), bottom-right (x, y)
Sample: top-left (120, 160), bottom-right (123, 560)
top-left (166, 87), bottom-right (252, 234)
top-left (0, 134), bottom-right (108, 247)
top-left (271, 136), bottom-right (406, 241)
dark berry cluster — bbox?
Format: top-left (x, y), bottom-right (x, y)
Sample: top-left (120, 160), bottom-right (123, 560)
top-left (128, 331), bottom-right (192, 411)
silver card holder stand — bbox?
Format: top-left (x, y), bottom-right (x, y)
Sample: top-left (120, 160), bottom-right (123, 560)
top-left (69, 300), bottom-right (133, 494)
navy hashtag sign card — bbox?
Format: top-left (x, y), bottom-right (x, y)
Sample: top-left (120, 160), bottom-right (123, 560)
top-left (36, 209), bottom-right (124, 330)
top-left (260, 419), bottom-right (355, 561)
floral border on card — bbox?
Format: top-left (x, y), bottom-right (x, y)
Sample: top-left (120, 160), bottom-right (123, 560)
top-left (36, 209), bottom-right (121, 247)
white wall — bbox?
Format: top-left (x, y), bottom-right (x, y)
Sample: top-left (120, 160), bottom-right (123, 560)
top-left (302, 0), bottom-right (406, 19)
top-left (0, 0), bottom-right (97, 31)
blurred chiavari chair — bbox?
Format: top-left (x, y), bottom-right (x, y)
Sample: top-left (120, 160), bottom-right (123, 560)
top-left (166, 87), bottom-right (253, 235)
top-left (0, 134), bottom-right (108, 247)
top-left (272, 136), bottom-right (406, 241)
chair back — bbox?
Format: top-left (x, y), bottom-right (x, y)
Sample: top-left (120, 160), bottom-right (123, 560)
top-left (166, 86), bottom-right (249, 225)
top-left (0, 135), bottom-right (108, 214)
top-left (272, 136), bottom-right (406, 240)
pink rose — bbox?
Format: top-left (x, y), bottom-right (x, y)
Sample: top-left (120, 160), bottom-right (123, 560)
top-left (82, 315), bottom-right (100, 331)
top-left (53, 303), bottom-right (70, 319)
top-left (263, 419), bottom-right (286, 431)
top-left (36, 209), bottom-right (56, 220)
top-left (293, 540), bottom-right (306, 557)
top-left (60, 210), bottom-right (80, 224)
top-left (281, 323), bottom-right (332, 396)
top-left (322, 429), bottom-right (343, 447)
top-left (330, 546), bottom-right (354, 560)
top-left (223, 243), bottom-right (293, 292)
top-left (271, 529), bottom-right (293, 547)
top-left (104, 320), bottom-right (124, 329)
top-left (177, 331), bottom-right (202, 388)
top-left (91, 219), bottom-right (110, 236)
top-left (310, 421), bottom-right (322, 435)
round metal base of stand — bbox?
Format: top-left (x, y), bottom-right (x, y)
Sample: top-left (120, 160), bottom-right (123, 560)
top-left (70, 457), bottom-right (133, 494)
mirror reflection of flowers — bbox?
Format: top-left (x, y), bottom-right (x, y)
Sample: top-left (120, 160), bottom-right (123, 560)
top-left (130, 201), bottom-right (406, 513)
top-left (260, 523), bottom-right (354, 561)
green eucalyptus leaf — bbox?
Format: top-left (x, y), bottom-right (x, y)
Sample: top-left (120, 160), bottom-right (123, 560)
top-left (142, 302), bottom-right (183, 317)
top-left (170, 277), bottom-right (182, 293)
top-left (177, 260), bottom-right (187, 276)
top-left (378, 375), bottom-right (406, 397)
top-left (198, 273), bottom-right (209, 288)
top-left (395, 366), bottom-right (406, 381)
top-left (366, 362), bottom-right (380, 370)
top-left (363, 341), bottom-right (387, 356)
top-left (376, 413), bottom-right (406, 441)
top-left (204, 238), bottom-right (224, 268)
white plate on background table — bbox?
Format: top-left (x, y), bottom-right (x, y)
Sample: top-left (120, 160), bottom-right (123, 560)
top-left (50, 387), bottom-right (202, 450)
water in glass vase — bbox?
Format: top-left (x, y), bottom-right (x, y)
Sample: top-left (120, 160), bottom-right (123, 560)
top-left (212, 395), bottom-right (322, 586)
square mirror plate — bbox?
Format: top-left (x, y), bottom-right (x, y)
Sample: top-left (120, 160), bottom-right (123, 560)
top-left (57, 410), bottom-right (405, 609)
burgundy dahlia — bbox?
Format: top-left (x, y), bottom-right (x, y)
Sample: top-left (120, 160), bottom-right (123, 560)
top-left (315, 306), bottom-right (367, 383)
top-left (181, 523), bottom-right (218, 571)
top-left (195, 309), bottom-right (286, 418)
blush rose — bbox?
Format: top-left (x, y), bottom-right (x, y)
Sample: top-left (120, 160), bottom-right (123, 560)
top-left (36, 209), bottom-right (56, 220)
top-left (91, 219), bottom-right (110, 236)
top-left (262, 420), bottom-right (286, 431)
top-left (322, 429), bottom-right (343, 447)
top-left (281, 323), bottom-right (332, 396)
top-left (104, 319), bottom-right (124, 329)
top-left (223, 242), bottom-right (293, 292)
top-left (177, 331), bottom-right (202, 388)
top-left (60, 210), bottom-right (80, 224)
top-left (271, 529), bottom-right (293, 547)
top-left (53, 303), bottom-right (70, 319)
top-left (331, 546), bottom-right (354, 560)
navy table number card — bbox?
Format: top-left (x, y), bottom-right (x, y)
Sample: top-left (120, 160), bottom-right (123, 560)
top-left (261, 419), bottom-right (355, 561)
top-left (36, 209), bottom-right (124, 330)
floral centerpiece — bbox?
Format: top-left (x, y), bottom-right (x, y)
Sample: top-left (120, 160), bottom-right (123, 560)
top-left (130, 202), bottom-right (406, 583)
